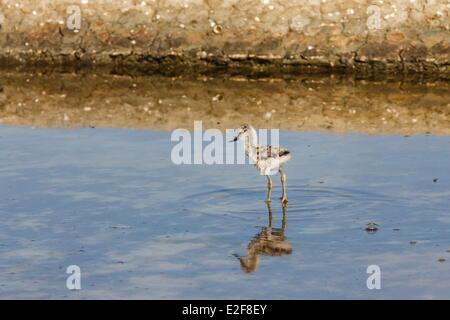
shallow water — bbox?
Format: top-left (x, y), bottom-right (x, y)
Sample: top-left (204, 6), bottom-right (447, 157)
top-left (1, 125), bottom-right (449, 299)
top-left (1, 70), bottom-right (449, 135)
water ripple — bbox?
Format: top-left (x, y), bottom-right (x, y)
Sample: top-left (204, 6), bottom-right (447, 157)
top-left (182, 185), bottom-right (404, 222)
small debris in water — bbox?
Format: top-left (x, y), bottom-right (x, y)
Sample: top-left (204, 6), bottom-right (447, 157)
top-left (409, 240), bottom-right (417, 245)
top-left (393, 228), bottom-right (400, 231)
top-left (110, 225), bottom-right (131, 230)
top-left (437, 258), bottom-right (446, 263)
top-left (365, 222), bottom-right (379, 233)
top-left (446, 249), bottom-right (450, 253)
top-left (433, 178), bottom-right (438, 183)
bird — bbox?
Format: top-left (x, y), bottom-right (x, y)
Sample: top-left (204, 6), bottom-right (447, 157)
top-left (230, 124), bottom-right (291, 203)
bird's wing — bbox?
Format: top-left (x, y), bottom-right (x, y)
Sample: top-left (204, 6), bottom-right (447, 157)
top-left (256, 145), bottom-right (288, 160)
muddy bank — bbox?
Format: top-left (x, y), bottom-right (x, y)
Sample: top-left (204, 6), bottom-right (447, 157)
top-left (0, 70), bottom-right (449, 134)
top-left (0, 0), bottom-right (449, 76)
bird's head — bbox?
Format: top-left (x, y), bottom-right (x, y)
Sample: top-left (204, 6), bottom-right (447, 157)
top-left (230, 124), bottom-right (251, 142)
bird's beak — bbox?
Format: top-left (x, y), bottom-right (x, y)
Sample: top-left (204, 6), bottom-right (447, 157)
top-left (229, 136), bottom-right (238, 142)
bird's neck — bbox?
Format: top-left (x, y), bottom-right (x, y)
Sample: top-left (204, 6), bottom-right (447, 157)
top-left (244, 128), bottom-right (258, 158)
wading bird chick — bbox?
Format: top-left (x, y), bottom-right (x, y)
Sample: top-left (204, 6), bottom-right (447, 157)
top-left (231, 124), bottom-right (291, 203)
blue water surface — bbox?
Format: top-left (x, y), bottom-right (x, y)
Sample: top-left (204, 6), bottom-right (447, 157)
top-left (0, 126), bottom-right (449, 299)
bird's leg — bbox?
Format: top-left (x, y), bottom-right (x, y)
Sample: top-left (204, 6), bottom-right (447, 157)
top-left (281, 202), bottom-right (287, 229)
top-left (265, 175), bottom-right (272, 203)
top-left (266, 201), bottom-right (273, 228)
top-left (279, 168), bottom-right (288, 204)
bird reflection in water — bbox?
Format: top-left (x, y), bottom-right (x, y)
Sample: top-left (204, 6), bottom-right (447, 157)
top-left (234, 203), bottom-right (292, 273)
